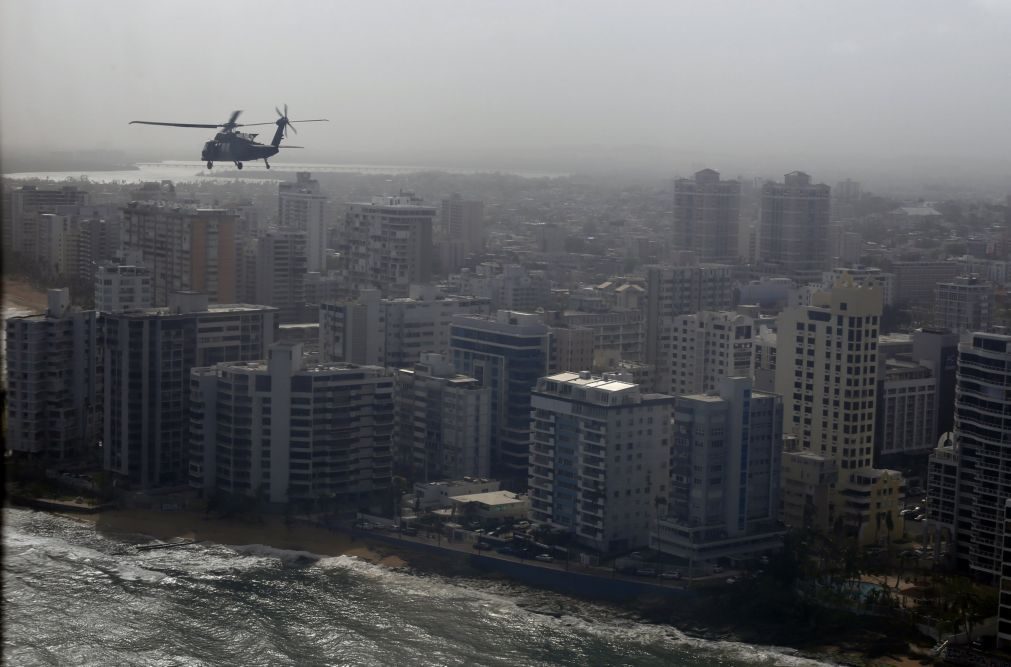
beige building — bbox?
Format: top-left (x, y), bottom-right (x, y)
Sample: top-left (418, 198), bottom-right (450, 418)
top-left (122, 202), bottom-right (237, 306)
top-left (775, 279), bottom-right (904, 545)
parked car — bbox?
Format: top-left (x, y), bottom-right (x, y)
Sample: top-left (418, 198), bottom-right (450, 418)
top-left (629, 551), bottom-right (643, 560)
top-left (497, 546), bottom-right (517, 556)
top-left (711, 565), bottom-right (724, 574)
top-left (535, 553), bottom-right (554, 563)
top-left (474, 542), bottom-right (491, 551)
top-left (659, 571), bottom-right (681, 580)
top-left (726, 577), bottom-right (738, 584)
top-left (401, 527), bottom-right (418, 537)
top-left (635, 567), bottom-right (657, 577)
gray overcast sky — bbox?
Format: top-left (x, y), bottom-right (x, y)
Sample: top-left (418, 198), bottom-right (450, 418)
top-left (2, 0), bottom-right (1010, 170)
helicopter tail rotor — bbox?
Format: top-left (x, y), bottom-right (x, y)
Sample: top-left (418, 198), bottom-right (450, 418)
top-left (271, 104), bottom-right (327, 146)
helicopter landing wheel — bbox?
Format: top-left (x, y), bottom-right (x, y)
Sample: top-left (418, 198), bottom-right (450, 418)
top-left (206, 161), bottom-right (213, 170)
top-left (264, 160), bottom-right (270, 170)
top-left (235, 162), bottom-right (243, 170)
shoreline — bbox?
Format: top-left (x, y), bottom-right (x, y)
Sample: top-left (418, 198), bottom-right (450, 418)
top-left (47, 506), bottom-right (931, 666)
top-left (2, 278), bottom-right (48, 313)
top-left (62, 508), bottom-right (408, 569)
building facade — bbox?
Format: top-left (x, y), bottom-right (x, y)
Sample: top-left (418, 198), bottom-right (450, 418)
top-left (652, 377), bottom-right (784, 563)
top-left (450, 311), bottom-right (551, 486)
top-left (667, 311), bottom-right (754, 397)
top-left (103, 293), bottom-right (276, 488)
top-left (319, 285), bottom-right (491, 368)
top-left (95, 264), bottom-right (153, 313)
top-left (278, 172), bottom-right (328, 273)
top-left (342, 194), bottom-right (435, 298)
top-left (934, 275), bottom-right (994, 333)
top-left (529, 371), bottom-right (674, 552)
top-left (189, 342), bottom-right (393, 509)
top-left (758, 171), bottom-right (831, 281)
top-left (5, 290), bottom-right (101, 461)
top-left (121, 202), bottom-right (238, 306)
top-left (775, 280), bottom-right (905, 544)
top-left (393, 353), bottom-right (491, 481)
top-left (672, 168), bottom-right (741, 264)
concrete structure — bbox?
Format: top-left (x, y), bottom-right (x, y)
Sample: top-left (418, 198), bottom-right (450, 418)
top-left (652, 377), bottom-right (784, 563)
top-left (449, 491), bottom-right (528, 520)
top-left (103, 293), bottom-right (276, 488)
top-left (413, 478), bottom-right (500, 511)
top-left (672, 169), bottom-right (741, 264)
top-left (912, 328), bottom-right (960, 438)
top-left (934, 275), bottom-right (994, 333)
top-left (438, 194), bottom-right (485, 272)
top-left (547, 324), bottom-right (595, 374)
top-left (121, 202), bottom-right (238, 306)
top-left (450, 311), bottom-right (551, 485)
top-left (753, 325), bottom-right (778, 393)
top-left (891, 260), bottom-right (961, 309)
top-left (95, 264), bottom-right (152, 313)
top-left (4, 290), bottom-right (101, 461)
top-left (823, 267), bottom-right (895, 307)
top-left (6, 185), bottom-right (89, 260)
top-left (999, 500), bottom-right (1011, 648)
top-left (543, 309), bottom-right (644, 368)
top-left (393, 353), bottom-right (491, 481)
top-left (644, 264), bottom-right (734, 393)
top-left (278, 172), bottom-right (328, 273)
top-left (667, 311), bottom-right (754, 397)
top-left (255, 228), bottom-right (308, 323)
top-left (447, 263), bottom-right (552, 312)
top-left (189, 342), bottom-right (393, 509)
top-left (529, 371), bottom-right (674, 552)
top-left (875, 359), bottom-right (937, 460)
top-left (758, 171), bottom-right (831, 281)
top-left (342, 194), bottom-right (435, 298)
top-left (319, 285), bottom-right (491, 368)
top-left (775, 280), bottom-right (905, 544)
top-left (926, 332), bottom-right (1011, 579)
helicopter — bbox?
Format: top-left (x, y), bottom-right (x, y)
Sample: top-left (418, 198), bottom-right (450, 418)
top-left (129, 105), bottom-right (327, 170)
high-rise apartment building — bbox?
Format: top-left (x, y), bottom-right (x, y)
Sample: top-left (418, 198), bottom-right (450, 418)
top-left (6, 185), bottom-right (89, 260)
top-left (103, 292), bottom-right (276, 488)
top-left (775, 280), bottom-right (904, 544)
top-left (667, 311), bottom-right (754, 397)
top-left (758, 171), bottom-right (831, 281)
top-left (438, 194), bottom-right (485, 272)
top-left (891, 260), bottom-right (961, 309)
top-left (393, 353), bottom-right (491, 481)
top-left (672, 169), bottom-right (741, 264)
top-left (319, 285), bottom-right (491, 368)
top-left (644, 264), bottom-right (734, 393)
top-left (255, 228), bottom-right (308, 323)
top-left (342, 194), bottom-right (435, 298)
top-left (529, 371), bottom-right (673, 552)
top-left (450, 311), bottom-right (550, 486)
top-left (278, 172), bottom-right (328, 273)
top-left (934, 275), bottom-right (994, 333)
top-left (189, 342), bottom-right (393, 508)
top-left (652, 377), bottom-right (784, 563)
top-left (121, 202), bottom-right (237, 306)
top-left (95, 264), bottom-right (153, 313)
top-left (926, 332), bottom-right (1011, 578)
top-left (5, 290), bottom-right (101, 461)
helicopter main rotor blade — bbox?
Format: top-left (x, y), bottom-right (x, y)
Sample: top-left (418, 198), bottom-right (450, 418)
top-left (129, 121), bottom-right (223, 128)
top-left (274, 145), bottom-right (304, 149)
top-left (290, 119), bottom-right (329, 123)
top-left (226, 110), bottom-right (242, 127)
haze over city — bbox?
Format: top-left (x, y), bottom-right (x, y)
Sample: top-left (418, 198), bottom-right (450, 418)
top-left (2, 0), bottom-right (1011, 188)
top-left (5, 2), bottom-right (1011, 665)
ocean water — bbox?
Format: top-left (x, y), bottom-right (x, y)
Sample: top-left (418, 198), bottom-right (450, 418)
top-left (2, 508), bottom-right (831, 666)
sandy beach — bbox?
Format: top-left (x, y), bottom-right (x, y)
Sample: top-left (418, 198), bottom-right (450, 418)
top-left (2, 278), bottom-right (48, 312)
top-left (64, 509), bottom-right (407, 568)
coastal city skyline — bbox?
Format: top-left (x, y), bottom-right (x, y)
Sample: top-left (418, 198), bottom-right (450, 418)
top-left (4, 2), bottom-right (1011, 666)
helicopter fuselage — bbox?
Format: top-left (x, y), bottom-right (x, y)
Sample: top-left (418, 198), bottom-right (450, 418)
top-left (201, 136), bottom-right (278, 166)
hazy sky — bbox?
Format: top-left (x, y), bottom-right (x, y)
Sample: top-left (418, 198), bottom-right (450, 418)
top-left (2, 0), bottom-right (1010, 170)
